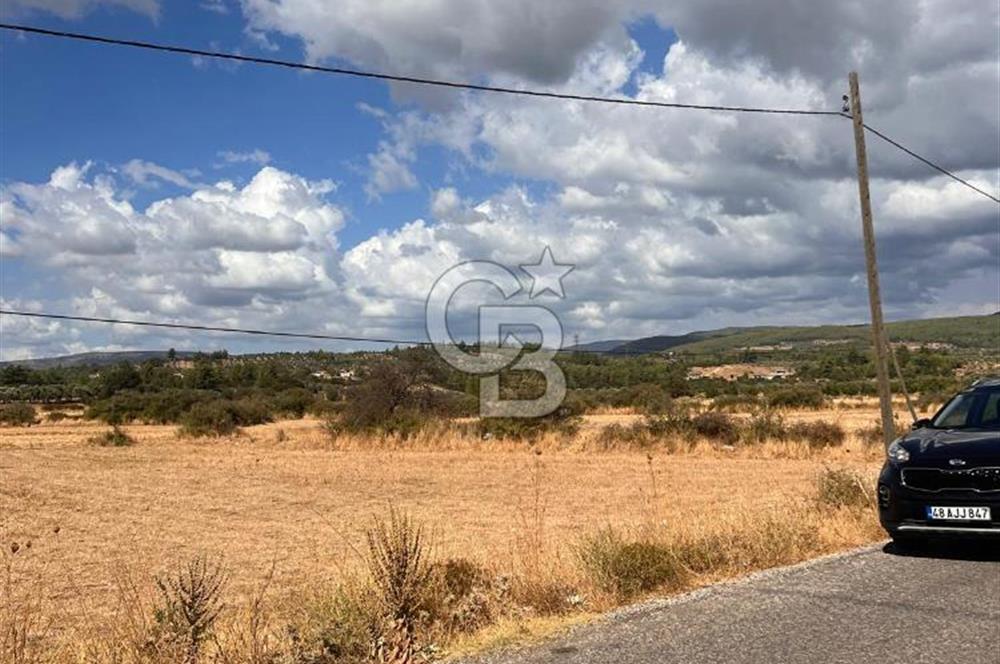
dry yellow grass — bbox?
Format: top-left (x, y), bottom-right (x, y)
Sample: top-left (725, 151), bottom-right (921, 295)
top-left (0, 403), bottom-right (892, 661)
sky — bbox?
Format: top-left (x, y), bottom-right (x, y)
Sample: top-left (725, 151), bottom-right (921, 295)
top-left (0, 0), bottom-right (998, 359)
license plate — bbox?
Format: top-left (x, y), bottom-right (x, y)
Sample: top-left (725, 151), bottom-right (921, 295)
top-left (925, 506), bottom-right (992, 521)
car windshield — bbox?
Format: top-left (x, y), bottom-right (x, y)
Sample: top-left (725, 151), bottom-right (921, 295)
top-left (931, 390), bottom-right (1000, 429)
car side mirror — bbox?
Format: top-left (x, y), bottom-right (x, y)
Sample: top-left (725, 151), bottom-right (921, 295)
top-left (912, 418), bottom-right (933, 430)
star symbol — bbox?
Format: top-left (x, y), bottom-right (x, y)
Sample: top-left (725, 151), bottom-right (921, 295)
top-left (520, 246), bottom-right (574, 298)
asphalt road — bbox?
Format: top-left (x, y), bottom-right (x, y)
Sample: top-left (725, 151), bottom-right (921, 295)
top-left (463, 542), bottom-right (1000, 664)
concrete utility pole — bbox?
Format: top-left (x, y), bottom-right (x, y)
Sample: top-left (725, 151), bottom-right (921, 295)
top-left (848, 71), bottom-right (896, 448)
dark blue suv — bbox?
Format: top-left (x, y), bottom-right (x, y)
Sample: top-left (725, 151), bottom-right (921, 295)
top-left (878, 378), bottom-right (1000, 545)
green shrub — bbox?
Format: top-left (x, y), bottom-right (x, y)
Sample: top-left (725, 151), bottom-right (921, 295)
top-left (711, 393), bottom-right (762, 412)
top-left (90, 425), bottom-right (136, 447)
top-left (577, 528), bottom-right (686, 599)
top-left (180, 401), bottom-right (239, 437)
top-left (691, 411), bottom-right (739, 444)
top-left (228, 397), bottom-right (272, 426)
top-left (767, 387), bottom-right (826, 409)
top-left (597, 421), bottom-right (655, 449)
top-left (0, 403), bottom-right (38, 426)
top-left (625, 383), bottom-right (673, 415)
top-left (787, 420), bottom-right (846, 448)
top-left (816, 467), bottom-right (874, 510)
top-left (331, 361), bottom-right (446, 437)
top-left (140, 390), bottom-right (220, 424)
top-left (86, 389), bottom-right (218, 425)
top-left (272, 387), bottom-right (315, 418)
top-left (476, 414), bottom-right (580, 441)
top-left (739, 410), bottom-right (788, 445)
top-left (288, 586), bottom-right (373, 663)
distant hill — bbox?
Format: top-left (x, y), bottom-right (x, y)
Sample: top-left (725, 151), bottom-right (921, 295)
top-left (0, 350), bottom-right (200, 369)
top-left (564, 339), bottom-right (630, 353)
top-left (3, 314), bottom-right (996, 367)
top-left (611, 314), bottom-right (999, 355)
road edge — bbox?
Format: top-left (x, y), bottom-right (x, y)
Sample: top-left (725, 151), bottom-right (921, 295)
top-left (455, 540), bottom-right (888, 662)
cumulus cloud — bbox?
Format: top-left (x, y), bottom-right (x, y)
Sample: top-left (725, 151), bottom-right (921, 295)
top-left (302, 0), bottom-right (996, 344)
top-left (239, 0), bottom-right (632, 84)
top-left (1, 164), bottom-right (350, 357)
top-left (3, 1), bottom-right (998, 358)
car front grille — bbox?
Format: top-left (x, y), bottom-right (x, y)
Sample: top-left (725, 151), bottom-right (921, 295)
top-left (902, 467), bottom-right (1000, 493)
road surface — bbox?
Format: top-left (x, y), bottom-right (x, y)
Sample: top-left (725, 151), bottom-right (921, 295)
top-left (462, 542), bottom-right (1000, 664)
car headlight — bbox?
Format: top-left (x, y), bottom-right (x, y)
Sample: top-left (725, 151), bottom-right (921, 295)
top-left (887, 440), bottom-right (910, 463)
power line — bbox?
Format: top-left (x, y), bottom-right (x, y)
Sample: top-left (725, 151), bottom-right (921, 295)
top-left (862, 121), bottom-right (1000, 204)
top-left (0, 309), bottom-right (650, 356)
top-left (1, 309), bottom-right (428, 347)
top-left (0, 23), bottom-right (841, 117)
top-left (4, 24), bottom-right (997, 204)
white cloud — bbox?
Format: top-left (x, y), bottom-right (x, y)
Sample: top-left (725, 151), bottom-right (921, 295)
top-left (239, 0), bottom-right (631, 84)
top-left (3, 1), bottom-right (999, 358)
top-left (217, 149), bottom-right (272, 166)
top-left (1, 164), bottom-right (349, 358)
top-left (4, 0), bottom-right (158, 19)
top-left (200, 0), bottom-right (227, 14)
top-left (364, 143), bottom-right (418, 199)
top-left (122, 159), bottom-right (200, 189)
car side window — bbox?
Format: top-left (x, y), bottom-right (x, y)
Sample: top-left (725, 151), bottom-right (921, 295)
top-left (934, 394), bottom-right (975, 428)
top-left (981, 392), bottom-right (1000, 427)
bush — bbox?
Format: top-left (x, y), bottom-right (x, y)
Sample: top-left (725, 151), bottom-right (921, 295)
top-left (86, 389), bottom-right (220, 425)
top-left (691, 411), bottom-right (739, 444)
top-left (427, 558), bottom-right (498, 633)
top-left (597, 421), bottom-right (656, 450)
top-left (366, 509), bottom-right (433, 661)
top-left (767, 387), bottom-right (825, 410)
top-left (816, 467), bottom-right (874, 510)
top-left (45, 410), bottom-right (70, 422)
top-left (272, 387), bottom-right (315, 418)
top-left (854, 421), bottom-right (883, 447)
top-left (711, 393), bottom-right (762, 412)
top-left (625, 383), bottom-right (673, 415)
top-left (140, 390), bottom-right (220, 424)
top-left (152, 555), bottom-right (227, 662)
top-left (739, 410), bottom-right (788, 445)
top-left (177, 397), bottom-right (274, 437)
top-left (90, 425), bottom-right (136, 447)
top-left (787, 420), bottom-right (846, 448)
top-left (0, 403), bottom-right (38, 426)
top-left (332, 362), bottom-right (442, 437)
top-left (471, 394), bottom-right (584, 441)
top-left (288, 587), bottom-right (372, 663)
top-left (228, 397), bottom-right (272, 426)
top-left (476, 412), bottom-right (581, 441)
top-left (180, 401), bottom-right (239, 437)
top-left (577, 528), bottom-right (686, 599)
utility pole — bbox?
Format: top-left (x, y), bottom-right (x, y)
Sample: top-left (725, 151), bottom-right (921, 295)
top-left (848, 71), bottom-right (895, 448)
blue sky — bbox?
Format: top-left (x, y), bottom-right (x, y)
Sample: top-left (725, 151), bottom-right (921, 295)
top-left (0, 1), bottom-right (997, 359)
top-left (4, 5), bottom-right (420, 247)
top-left (1, 7), bottom-right (676, 247)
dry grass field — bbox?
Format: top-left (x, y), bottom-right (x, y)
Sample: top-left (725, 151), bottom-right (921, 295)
top-left (0, 402), bottom-right (904, 662)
